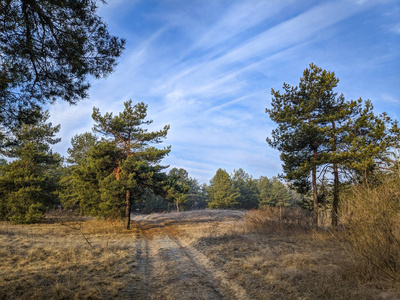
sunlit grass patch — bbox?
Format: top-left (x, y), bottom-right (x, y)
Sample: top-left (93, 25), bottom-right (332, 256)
top-left (0, 220), bottom-right (139, 299)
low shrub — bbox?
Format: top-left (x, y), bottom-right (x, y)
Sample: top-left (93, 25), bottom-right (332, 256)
top-left (244, 207), bottom-right (313, 233)
top-left (341, 176), bottom-right (400, 280)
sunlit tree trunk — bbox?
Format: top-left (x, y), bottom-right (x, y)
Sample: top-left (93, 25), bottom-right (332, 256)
top-left (125, 189), bottom-right (131, 230)
top-left (331, 121), bottom-right (339, 227)
top-left (312, 149), bottom-right (318, 228)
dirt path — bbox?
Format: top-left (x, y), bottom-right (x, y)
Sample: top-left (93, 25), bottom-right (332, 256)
top-left (132, 214), bottom-right (250, 300)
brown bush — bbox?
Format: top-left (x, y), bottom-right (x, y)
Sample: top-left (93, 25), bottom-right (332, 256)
top-left (244, 207), bottom-right (313, 233)
top-left (341, 176), bottom-right (400, 280)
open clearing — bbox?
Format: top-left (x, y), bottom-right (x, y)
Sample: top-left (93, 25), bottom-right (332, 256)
top-left (1, 210), bottom-right (400, 299)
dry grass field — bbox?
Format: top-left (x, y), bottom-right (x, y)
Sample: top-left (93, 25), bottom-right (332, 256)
top-left (1, 209), bottom-right (400, 299)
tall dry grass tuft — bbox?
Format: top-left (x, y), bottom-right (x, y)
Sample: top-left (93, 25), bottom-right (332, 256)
top-left (341, 176), bottom-right (400, 280)
top-left (244, 207), bottom-right (313, 234)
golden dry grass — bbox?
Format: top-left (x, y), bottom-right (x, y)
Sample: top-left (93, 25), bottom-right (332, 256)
top-left (2, 209), bottom-right (400, 299)
top-left (0, 220), bottom-right (139, 300)
top-left (173, 209), bottom-right (400, 300)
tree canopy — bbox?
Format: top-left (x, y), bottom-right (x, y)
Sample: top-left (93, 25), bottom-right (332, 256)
top-left (0, 0), bottom-right (125, 141)
top-left (0, 109), bottom-right (61, 223)
top-left (232, 168), bottom-right (259, 209)
top-left (207, 168), bottom-right (239, 209)
top-left (267, 63), bottom-right (400, 227)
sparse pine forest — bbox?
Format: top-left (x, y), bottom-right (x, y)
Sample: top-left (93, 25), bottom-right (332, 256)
top-left (1, 1), bottom-right (400, 299)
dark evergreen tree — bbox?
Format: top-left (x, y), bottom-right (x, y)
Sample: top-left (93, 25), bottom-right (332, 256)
top-left (232, 168), bottom-right (259, 209)
top-left (342, 100), bottom-right (400, 178)
top-left (60, 141), bottom-right (122, 216)
top-left (166, 168), bottom-right (190, 212)
top-left (138, 189), bottom-right (169, 214)
top-left (184, 179), bottom-right (209, 210)
top-left (0, 0), bottom-right (125, 146)
top-left (267, 63), bottom-right (400, 227)
top-left (270, 178), bottom-right (292, 208)
top-left (207, 168), bottom-right (239, 209)
top-left (267, 63), bottom-right (339, 226)
top-left (193, 183), bottom-right (209, 210)
top-left (259, 177), bottom-right (291, 208)
top-left (0, 110), bottom-right (61, 223)
top-left (66, 132), bottom-right (98, 165)
top-left (258, 176), bottom-right (273, 207)
top-left (59, 132), bottom-right (98, 211)
top-left (91, 100), bottom-right (170, 229)
top-left (167, 167), bottom-right (208, 210)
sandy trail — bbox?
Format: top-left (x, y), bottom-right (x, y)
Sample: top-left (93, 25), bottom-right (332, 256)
top-left (131, 211), bottom-right (249, 300)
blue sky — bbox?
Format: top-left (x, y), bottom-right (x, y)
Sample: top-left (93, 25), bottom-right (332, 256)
top-left (48, 0), bottom-right (400, 183)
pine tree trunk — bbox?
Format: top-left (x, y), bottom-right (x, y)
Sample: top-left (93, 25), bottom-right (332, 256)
top-left (125, 189), bottom-right (131, 230)
top-left (176, 199), bottom-right (180, 212)
top-left (312, 149), bottom-right (318, 228)
top-left (331, 121), bottom-right (339, 227)
top-left (332, 162), bottom-right (339, 227)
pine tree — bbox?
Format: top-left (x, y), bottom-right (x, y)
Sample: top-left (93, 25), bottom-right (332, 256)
top-left (165, 168), bottom-right (190, 212)
top-left (258, 176), bottom-right (273, 207)
top-left (0, 0), bottom-right (125, 140)
top-left (167, 168), bottom-right (194, 211)
top-left (0, 110), bottom-right (61, 223)
top-left (91, 100), bottom-right (170, 229)
top-left (267, 63), bottom-right (340, 227)
top-left (259, 177), bottom-right (291, 208)
top-left (342, 99), bottom-right (400, 178)
top-left (267, 63), bottom-right (400, 227)
top-left (184, 177), bottom-right (209, 210)
top-left (270, 179), bottom-right (292, 208)
top-left (61, 141), bottom-right (123, 216)
top-left (66, 132), bottom-right (98, 165)
top-left (232, 168), bottom-right (259, 209)
top-left (207, 169), bottom-right (240, 209)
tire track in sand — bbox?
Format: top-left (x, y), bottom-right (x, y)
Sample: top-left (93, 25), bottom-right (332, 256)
top-left (134, 219), bottom-right (250, 300)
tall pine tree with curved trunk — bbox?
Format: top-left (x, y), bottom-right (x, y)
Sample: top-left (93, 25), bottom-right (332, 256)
top-left (267, 63), bottom-right (341, 228)
top-left (92, 100), bottom-right (170, 229)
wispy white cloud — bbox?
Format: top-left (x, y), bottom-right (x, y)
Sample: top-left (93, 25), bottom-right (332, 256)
top-left (190, 1), bottom-right (295, 52)
top-left (47, 0), bottom-right (400, 183)
top-left (151, 1), bottom-right (372, 105)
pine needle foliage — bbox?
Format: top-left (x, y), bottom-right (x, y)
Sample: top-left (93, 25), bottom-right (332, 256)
top-left (0, 0), bottom-right (125, 136)
top-left (0, 110), bottom-right (61, 223)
